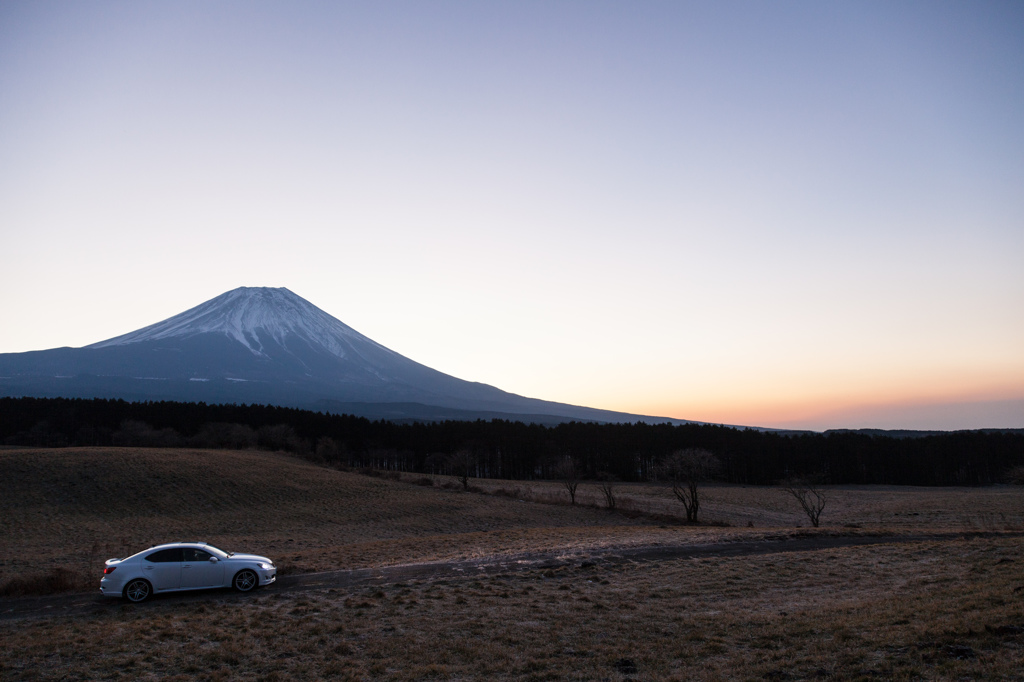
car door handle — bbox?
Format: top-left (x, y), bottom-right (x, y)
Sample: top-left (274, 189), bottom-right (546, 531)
top-left (144, 566), bottom-right (154, 570)
top-left (183, 565), bottom-right (191, 569)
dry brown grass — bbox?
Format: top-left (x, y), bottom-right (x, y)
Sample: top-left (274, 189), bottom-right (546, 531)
top-left (2, 536), bottom-right (1021, 680)
top-left (0, 568), bottom-right (89, 598)
top-left (3, 448), bottom-right (1023, 590)
top-left (3, 447), bottom-right (1024, 680)
top-left (465, 476), bottom-right (1024, 531)
top-left (0, 448), bottom-right (664, 587)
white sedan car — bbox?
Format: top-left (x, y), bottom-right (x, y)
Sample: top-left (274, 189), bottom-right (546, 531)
top-left (100, 542), bottom-right (277, 602)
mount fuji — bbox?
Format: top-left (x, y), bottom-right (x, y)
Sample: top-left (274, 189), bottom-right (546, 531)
top-left (0, 287), bottom-right (690, 425)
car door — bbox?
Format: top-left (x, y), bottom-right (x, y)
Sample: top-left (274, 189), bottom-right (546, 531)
top-left (181, 547), bottom-right (225, 588)
top-left (142, 548), bottom-right (183, 591)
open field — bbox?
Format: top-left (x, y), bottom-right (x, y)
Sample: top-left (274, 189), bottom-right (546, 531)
top-left (4, 447), bottom-right (1023, 590)
top-left (458, 477), bottom-right (1024, 532)
top-left (2, 447), bottom-right (1023, 679)
top-left (2, 536), bottom-right (1023, 680)
top-left (0, 447), bottom-right (664, 586)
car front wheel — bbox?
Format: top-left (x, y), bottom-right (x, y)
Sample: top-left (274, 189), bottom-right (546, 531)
top-left (233, 569), bottom-right (258, 592)
top-left (123, 578), bottom-right (152, 603)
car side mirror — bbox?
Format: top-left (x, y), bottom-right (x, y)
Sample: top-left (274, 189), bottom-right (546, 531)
top-left (209, 556), bottom-right (219, 563)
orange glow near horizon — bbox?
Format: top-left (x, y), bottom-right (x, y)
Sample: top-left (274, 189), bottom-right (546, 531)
top-left (589, 371), bottom-right (1024, 430)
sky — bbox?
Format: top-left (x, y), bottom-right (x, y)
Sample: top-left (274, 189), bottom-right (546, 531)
top-left (1, 1), bottom-right (1022, 431)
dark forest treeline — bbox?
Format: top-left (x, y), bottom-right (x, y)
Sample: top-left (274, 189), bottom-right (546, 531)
top-left (2, 397), bottom-right (1022, 486)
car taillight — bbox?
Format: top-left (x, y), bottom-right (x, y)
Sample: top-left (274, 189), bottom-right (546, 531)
top-left (103, 566), bottom-right (117, 574)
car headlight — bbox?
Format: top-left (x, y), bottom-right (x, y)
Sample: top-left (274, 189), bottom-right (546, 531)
top-left (258, 562), bottom-right (272, 570)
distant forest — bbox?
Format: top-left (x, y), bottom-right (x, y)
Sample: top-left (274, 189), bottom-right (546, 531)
top-left (2, 397), bottom-right (1022, 487)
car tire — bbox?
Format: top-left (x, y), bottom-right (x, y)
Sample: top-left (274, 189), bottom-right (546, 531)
top-left (123, 578), bottom-right (152, 603)
top-left (233, 569), bottom-right (258, 593)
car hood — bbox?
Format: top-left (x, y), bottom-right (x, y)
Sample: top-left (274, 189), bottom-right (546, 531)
top-left (226, 553), bottom-right (273, 564)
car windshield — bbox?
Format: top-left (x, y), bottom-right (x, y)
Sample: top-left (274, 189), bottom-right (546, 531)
top-left (202, 544), bottom-right (231, 558)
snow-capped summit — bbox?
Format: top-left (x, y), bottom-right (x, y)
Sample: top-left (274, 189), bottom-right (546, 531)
top-left (0, 286), bottom-right (689, 425)
top-left (89, 287), bottom-right (391, 361)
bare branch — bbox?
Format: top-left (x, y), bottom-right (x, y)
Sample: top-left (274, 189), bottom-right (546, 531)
top-left (595, 471), bottom-right (618, 511)
top-left (445, 449), bottom-right (476, 490)
top-left (784, 479), bottom-right (827, 527)
top-left (660, 448), bottom-right (720, 523)
top-left (553, 456), bottom-right (581, 505)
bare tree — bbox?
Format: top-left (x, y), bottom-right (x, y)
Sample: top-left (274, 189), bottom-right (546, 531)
top-left (445, 449), bottom-right (476, 490)
top-left (784, 479), bottom-right (827, 527)
top-left (661, 448), bottom-right (720, 523)
top-left (595, 472), bottom-right (617, 511)
top-left (553, 456), bottom-right (581, 505)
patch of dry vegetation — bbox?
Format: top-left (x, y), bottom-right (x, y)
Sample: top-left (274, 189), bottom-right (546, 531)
top-left (2, 537), bottom-right (1022, 680)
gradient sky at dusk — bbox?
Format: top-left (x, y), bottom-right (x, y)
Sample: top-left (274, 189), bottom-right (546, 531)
top-left (2, 1), bottom-right (1022, 430)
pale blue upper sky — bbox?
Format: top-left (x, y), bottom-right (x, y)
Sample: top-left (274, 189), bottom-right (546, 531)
top-left (2, 1), bottom-right (1022, 429)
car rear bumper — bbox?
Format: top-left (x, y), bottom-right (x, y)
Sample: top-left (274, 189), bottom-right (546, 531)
top-left (99, 578), bottom-right (123, 598)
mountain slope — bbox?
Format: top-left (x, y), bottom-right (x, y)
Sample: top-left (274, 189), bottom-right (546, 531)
top-left (0, 287), bottom-right (690, 424)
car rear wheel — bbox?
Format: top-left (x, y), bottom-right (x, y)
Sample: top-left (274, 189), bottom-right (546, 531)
top-left (123, 579), bottom-right (152, 603)
top-left (233, 569), bottom-right (258, 592)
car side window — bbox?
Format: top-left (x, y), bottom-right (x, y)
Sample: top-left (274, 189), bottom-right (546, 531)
top-left (184, 548), bottom-right (213, 562)
top-left (145, 548), bottom-right (183, 563)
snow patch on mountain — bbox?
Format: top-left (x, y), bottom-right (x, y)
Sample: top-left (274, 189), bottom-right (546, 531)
top-left (88, 287), bottom-right (394, 361)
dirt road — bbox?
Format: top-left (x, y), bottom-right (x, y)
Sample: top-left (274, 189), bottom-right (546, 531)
top-left (1, 531), bottom-right (1013, 622)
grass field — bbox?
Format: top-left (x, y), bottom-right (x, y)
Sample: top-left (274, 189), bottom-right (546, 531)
top-left (0, 447), bottom-right (663, 587)
top-left (460, 476), bottom-right (1024, 532)
top-left (3, 536), bottom-right (1022, 680)
top-left (2, 447), bottom-right (1023, 680)
top-left (4, 447), bottom-right (1022, 588)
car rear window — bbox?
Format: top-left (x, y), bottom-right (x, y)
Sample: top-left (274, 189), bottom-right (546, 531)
top-left (145, 548), bottom-right (184, 563)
